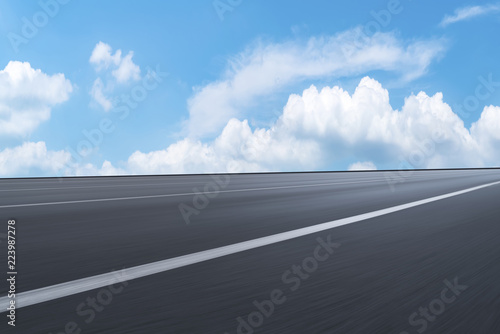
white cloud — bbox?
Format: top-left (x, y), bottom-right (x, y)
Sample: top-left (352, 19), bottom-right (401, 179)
top-left (276, 77), bottom-right (481, 168)
top-left (89, 41), bottom-right (140, 82)
top-left (112, 52), bottom-right (141, 83)
top-left (125, 121), bottom-right (320, 174)
top-left (348, 162), bottom-right (377, 171)
top-left (89, 42), bottom-right (141, 110)
top-left (0, 141), bottom-right (128, 177)
top-left (186, 29), bottom-right (446, 138)
top-left (0, 61), bottom-right (73, 136)
top-left (440, 4), bottom-right (500, 27)
top-left (89, 42), bottom-right (121, 70)
top-left (103, 77), bottom-right (500, 175)
top-left (470, 105), bottom-right (500, 165)
top-left (0, 142), bottom-right (71, 176)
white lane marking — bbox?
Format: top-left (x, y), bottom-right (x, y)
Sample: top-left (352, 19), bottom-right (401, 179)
top-left (0, 179), bottom-right (390, 208)
top-left (1, 180), bottom-right (499, 311)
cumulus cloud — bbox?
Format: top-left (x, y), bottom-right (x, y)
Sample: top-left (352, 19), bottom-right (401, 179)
top-left (0, 141), bottom-right (129, 177)
top-left (440, 4), bottom-right (500, 27)
top-left (348, 162), bottom-right (377, 171)
top-left (186, 29), bottom-right (446, 138)
top-left (470, 105), bottom-right (500, 165)
top-left (112, 52), bottom-right (141, 83)
top-left (89, 42), bottom-right (121, 70)
top-left (125, 121), bottom-right (320, 174)
top-left (0, 61), bottom-right (73, 136)
top-left (101, 77), bottom-right (500, 175)
top-left (89, 42), bottom-right (141, 110)
top-left (0, 142), bottom-right (71, 176)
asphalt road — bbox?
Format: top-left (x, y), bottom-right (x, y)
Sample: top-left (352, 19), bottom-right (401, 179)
top-left (1, 169), bottom-right (500, 334)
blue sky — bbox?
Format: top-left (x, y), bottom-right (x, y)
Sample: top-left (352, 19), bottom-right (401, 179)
top-left (0, 0), bottom-right (499, 176)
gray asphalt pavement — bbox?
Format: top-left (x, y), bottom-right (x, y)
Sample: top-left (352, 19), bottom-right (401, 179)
top-left (1, 169), bottom-right (499, 333)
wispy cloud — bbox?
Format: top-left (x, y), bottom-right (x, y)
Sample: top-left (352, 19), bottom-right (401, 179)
top-left (440, 4), bottom-right (500, 27)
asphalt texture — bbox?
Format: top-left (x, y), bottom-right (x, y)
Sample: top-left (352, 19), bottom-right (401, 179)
top-left (0, 169), bottom-right (499, 334)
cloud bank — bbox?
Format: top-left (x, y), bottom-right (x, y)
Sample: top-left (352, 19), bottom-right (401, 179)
top-left (69, 77), bottom-right (498, 176)
top-left (4, 77), bottom-right (500, 177)
top-left (0, 142), bottom-right (70, 176)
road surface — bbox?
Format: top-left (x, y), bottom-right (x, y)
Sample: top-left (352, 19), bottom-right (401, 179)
top-left (1, 169), bottom-right (499, 333)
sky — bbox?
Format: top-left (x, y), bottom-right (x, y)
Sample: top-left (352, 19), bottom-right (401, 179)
top-left (0, 0), bottom-right (499, 177)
